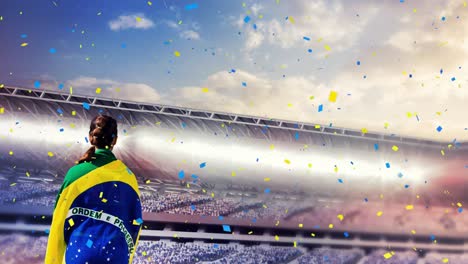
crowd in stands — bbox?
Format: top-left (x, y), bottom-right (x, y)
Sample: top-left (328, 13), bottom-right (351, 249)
top-left (362, 250), bottom-right (418, 264)
top-left (425, 252), bottom-right (468, 264)
top-left (0, 234), bottom-right (47, 264)
top-left (295, 248), bottom-right (364, 264)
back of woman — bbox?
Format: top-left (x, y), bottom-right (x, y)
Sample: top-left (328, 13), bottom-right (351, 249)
top-left (45, 115), bottom-right (143, 264)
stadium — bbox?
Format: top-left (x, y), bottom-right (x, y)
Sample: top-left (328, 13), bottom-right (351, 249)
top-left (0, 85), bottom-right (466, 264)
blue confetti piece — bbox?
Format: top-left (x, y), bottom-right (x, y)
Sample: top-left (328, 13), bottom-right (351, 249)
top-left (58, 83), bottom-right (64, 90)
top-left (214, 244), bottom-right (219, 249)
top-left (190, 205), bottom-right (196, 210)
top-left (244, 16), bottom-right (251, 23)
top-left (185, 3), bottom-right (199, 10)
top-left (121, 43), bottom-right (127, 48)
top-left (20, 34), bottom-right (28, 38)
top-left (44, 229), bottom-right (50, 234)
top-left (436, 126), bottom-right (443, 132)
top-left (430, 234), bottom-right (435, 241)
top-left (350, 161), bottom-right (354, 165)
top-left (181, 122), bottom-right (187, 128)
top-left (85, 137), bottom-right (89, 143)
top-left (324, 256), bottom-right (329, 261)
top-left (404, 184), bottom-right (409, 188)
top-left (409, 74), bottom-right (412, 78)
top-left (308, 48), bottom-right (313, 53)
top-left (256, 158), bottom-right (259, 162)
top-left (344, 232), bottom-right (349, 238)
top-left (451, 77), bottom-right (456, 81)
top-left (253, 24), bottom-right (257, 30)
top-left (400, 0), bottom-right (404, 2)
top-left (200, 162), bottom-right (206, 168)
top-left (374, 143), bottom-right (379, 151)
top-left (252, 218), bottom-right (257, 222)
top-left (458, 208), bottom-right (463, 213)
top-left (364, 198), bottom-right (368, 202)
top-left (441, 16), bottom-right (446, 21)
top-left (135, 218), bottom-right (143, 224)
top-left (126, 167), bottom-right (133, 175)
top-left (303, 36), bottom-right (311, 41)
top-left (218, 216), bottom-right (224, 220)
top-left (191, 174), bottom-right (198, 179)
top-left (49, 48), bottom-right (56, 54)
top-left (338, 179), bottom-right (343, 183)
top-left (178, 170), bottom-right (185, 179)
top-left (57, 108), bottom-right (63, 114)
top-left (86, 239), bottom-right (93, 248)
top-left (242, 82), bottom-right (247, 87)
top-left (294, 132), bottom-right (299, 140)
top-left (222, 225), bottom-right (231, 232)
top-left (34, 81), bottom-right (41, 88)
top-left (82, 102), bottom-right (90, 110)
top-left (357, 60), bottom-right (361, 66)
top-left (440, 69), bottom-right (443, 74)
top-left (318, 104), bottom-right (323, 112)
top-left (385, 162), bottom-right (390, 168)
top-left (59, 128), bottom-right (64, 132)
top-left (230, 69), bottom-right (236, 73)
top-left (264, 188), bottom-right (270, 194)
top-left (398, 172), bottom-right (403, 178)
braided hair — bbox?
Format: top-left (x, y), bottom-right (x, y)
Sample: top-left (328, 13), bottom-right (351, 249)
top-left (78, 115), bottom-right (118, 164)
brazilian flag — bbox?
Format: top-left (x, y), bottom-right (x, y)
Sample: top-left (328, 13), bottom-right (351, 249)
top-left (45, 149), bottom-right (143, 264)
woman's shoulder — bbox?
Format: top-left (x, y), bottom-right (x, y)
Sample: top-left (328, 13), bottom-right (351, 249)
top-left (65, 162), bottom-right (97, 181)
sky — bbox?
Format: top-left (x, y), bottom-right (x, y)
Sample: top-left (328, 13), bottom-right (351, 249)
top-left (0, 0), bottom-right (467, 141)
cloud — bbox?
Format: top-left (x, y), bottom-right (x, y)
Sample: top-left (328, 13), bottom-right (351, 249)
top-left (180, 30), bottom-right (200, 40)
top-left (109, 14), bottom-right (154, 31)
top-left (66, 76), bottom-right (161, 103)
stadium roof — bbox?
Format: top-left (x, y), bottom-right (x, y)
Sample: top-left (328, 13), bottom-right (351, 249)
top-left (0, 85), bottom-right (459, 148)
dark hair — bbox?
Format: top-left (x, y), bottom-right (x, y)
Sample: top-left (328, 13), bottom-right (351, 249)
top-left (78, 115), bottom-right (118, 164)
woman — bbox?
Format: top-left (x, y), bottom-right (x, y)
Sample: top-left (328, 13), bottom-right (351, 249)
top-left (45, 115), bottom-right (143, 264)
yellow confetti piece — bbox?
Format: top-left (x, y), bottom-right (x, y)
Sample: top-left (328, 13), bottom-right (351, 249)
top-left (406, 205), bottom-right (414, 210)
top-left (392, 145), bottom-right (399, 151)
top-left (20, 42), bottom-right (28, 47)
top-left (309, 96), bottom-right (315, 100)
top-left (377, 211), bottom-right (383, 216)
top-left (337, 214), bottom-right (344, 221)
top-left (0, 16), bottom-right (3, 21)
top-left (411, 230), bottom-right (416, 234)
top-left (457, 202), bottom-right (462, 207)
top-left (201, 87), bottom-right (209, 93)
top-left (99, 192), bottom-right (103, 198)
top-left (26, 172), bottom-right (30, 177)
top-left (47, 152), bottom-right (54, 157)
top-left (287, 103), bottom-right (293, 107)
top-left (174, 51), bottom-right (181, 57)
top-left (211, 192), bottom-right (215, 197)
top-left (293, 241), bottom-right (297, 247)
top-left (334, 166), bottom-right (338, 173)
top-left (248, 231), bottom-right (253, 235)
top-left (71, 110), bottom-right (76, 116)
top-left (68, 218), bottom-right (75, 227)
top-left (328, 90), bottom-right (338, 102)
top-left (383, 252), bottom-right (394, 259)
top-left (10, 183), bottom-right (16, 187)
top-left (308, 163), bottom-right (312, 168)
top-left (441, 150), bottom-right (445, 156)
top-left (406, 112), bottom-right (412, 118)
top-left (0, 107), bottom-right (4, 114)
top-left (328, 224), bottom-right (334, 229)
top-left (274, 235), bottom-right (279, 241)
top-left (298, 223), bottom-right (303, 228)
top-left (288, 16), bottom-right (295, 24)
top-left (361, 128), bottom-right (368, 134)
top-left (314, 125), bottom-right (320, 129)
top-left (384, 122), bottom-right (389, 129)
top-left (311, 233), bottom-right (316, 237)
top-left (70, 86), bottom-right (73, 94)
top-left (264, 178), bottom-right (271, 182)
top-left (136, 16), bottom-right (142, 22)
top-left (284, 159), bottom-right (291, 164)
top-left (324, 44), bottom-right (331, 51)
top-left (145, 179), bottom-right (151, 184)
top-left (142, 251), bottom-right (147, 256)
top-left (275, 220), bottom-right (280, 226)
top-left (8, 151), bottom-right (13, 156)
top-left (70, 123), bottom-right (76, 128)
top-left (147, 1), bottom-right (152, 5)
top-left (0, 84), bottom-right (4, 88)
top-left (464, 1), bottom-right (467, 7)
top-left (96, 87), bottom-right (101, 94)
top-left (413, 8), bottom-right (417, 13)
top-left (231, 171), bottom-right (236, 176)
top-left (269, 144), bottom-right (275, 150)
top-left (101, 198), bottom-right (108, 203)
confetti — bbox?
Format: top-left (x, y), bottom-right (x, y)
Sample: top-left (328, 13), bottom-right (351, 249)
top-left (308, 48), bottom-right (312, 53)
top-left (361, 128), bottom-right (368, 134)
top-left (383, 252), bottom-right (394, 259)
top-left (324, 44), bottom-right (331, 51)
top-left (147, 1), bottom-right (152, 6)
top-left (344, 232), bottom-right (349, 238)
top-left (328, 91), bottom-right (338, 102)
top-left (303, 36), bottom-right (310, 41)
top-left (392, 145), bottom-right (399, 151)
top-left (374, 143), bottom-right (379, 151)
top-left (356, 60), bottom-right (361, 65)
top-left (47, 152), bottom-right (54, 157)
top-left (174, 51), bottom-right (181, 57)
top-left (58, 83), bottom-right (64, 90)
top-left (20, 42), bottom-right (28, 47)
top-left (0, 108), bottom-right (4, 114)
top-left (95, 87), bottom-right (101, 94)
top-left (436, 126), bottom-right (443, 132)
top-left (86, 239), bottom-right (93, 248)
top-left (284, 159), bottom-right (291, 164)
top-left (406, 205), bottom-right (414, 210)
top-left (178, 170), bottom-right (185, 179)
top-left (275, 235), bottom-right (279, 241)
top-left (200, 162), bottom-right (207, 168)
top-left (34, 81), bottom-right (41, 88)
top-left (82, 102), bottom-right (90, 110)
top-left (201, 87), bottom-right (209, 93)
top-left (318, 104), bottom-right (323, 112)
top-left (222, 225), bottom-right (231, 232)
top-left (244, 16), bottom-right (251, 23)
top-left (337, 214), bottom-right (344, 221)
top-left (49, 48), bottom-right (56, 54)
top-left (385, 162), bottom-right (390, 168)
top-left (185, 3), bottom-right (199, 10)
top-left (376, 211), bottom-right (383, 216)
